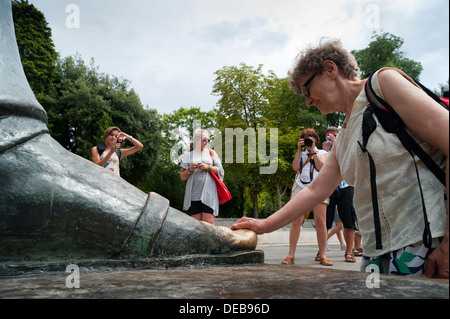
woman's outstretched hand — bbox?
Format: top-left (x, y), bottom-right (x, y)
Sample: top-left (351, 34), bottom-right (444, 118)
top-left (230, 217), bottom-right (266, 235)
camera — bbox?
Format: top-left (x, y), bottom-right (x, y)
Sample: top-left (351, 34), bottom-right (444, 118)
top-left (326, 136), bottom-right (333, 145)
top-left (304, 137), bottom-right (314, 147)
top-left (117, 137), bottom-right (123, 145)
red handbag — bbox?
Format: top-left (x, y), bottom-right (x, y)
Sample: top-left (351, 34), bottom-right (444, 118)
top-left (209, 151), bottom-right (232, 205)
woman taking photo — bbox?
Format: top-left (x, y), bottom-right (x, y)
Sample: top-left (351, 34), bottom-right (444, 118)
top-left (92, 126), bottom-right (143, 176)
top-left (232, 39), bottom-right (448, 278)
top-left (180, 129), bottom-right (224, 225)
top-left (282, 128), bottom-right (332, 266)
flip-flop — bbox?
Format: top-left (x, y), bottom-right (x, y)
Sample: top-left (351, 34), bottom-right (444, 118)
top-left (281, 257), bottom-right (295, 265)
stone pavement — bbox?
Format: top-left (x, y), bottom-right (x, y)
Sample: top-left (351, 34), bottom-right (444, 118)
top-left (0, 241), bottom-right (448, 301)
top-left (0, 261), bottom-right (448, 300)
top-left (259, 243), bottom-right (362, 272)
top-left (0, 221), bottom-right (448, 300)
top-left (1, 223), bottom-right (449, 301)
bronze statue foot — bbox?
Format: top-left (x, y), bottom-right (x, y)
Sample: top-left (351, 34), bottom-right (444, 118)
top-left (0, 0), bottom-right (259, 268)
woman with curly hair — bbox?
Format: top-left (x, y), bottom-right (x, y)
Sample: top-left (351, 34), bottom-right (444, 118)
top-left (232, 39), bottom-right (448, 278)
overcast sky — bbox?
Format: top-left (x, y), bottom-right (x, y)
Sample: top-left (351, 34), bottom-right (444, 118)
top-left (28, 0), bottom-right (449, 114)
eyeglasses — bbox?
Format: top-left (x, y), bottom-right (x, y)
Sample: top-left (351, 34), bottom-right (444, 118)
top-left (301, 73), bottom-right (317, 98)
top-left (202, 137), bottom-right (211, 143)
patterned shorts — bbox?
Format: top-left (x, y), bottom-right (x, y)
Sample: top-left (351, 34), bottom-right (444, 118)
top-left (361, 238), bottom-right (442, 277)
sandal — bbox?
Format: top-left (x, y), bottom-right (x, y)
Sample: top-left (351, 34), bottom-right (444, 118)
top-left (281, 257), bottom-right (295, 265)
top-left (319, 257), bottom-right (333, 266)
top-left (345, 253), bottom-right (356, 263)
top-left (314, 252), bottom-right (320, 262)
top-left (352, 248), bottom-right (363, 257)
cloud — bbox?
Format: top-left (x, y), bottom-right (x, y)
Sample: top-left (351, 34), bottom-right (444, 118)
top-left (194, 17), bottom-right (289, 53)
top-left (27, 0), bottom-right (449, 114)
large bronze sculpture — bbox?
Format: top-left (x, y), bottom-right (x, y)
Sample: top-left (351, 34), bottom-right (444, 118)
top-left (0, 0), bottom-right (260, 271)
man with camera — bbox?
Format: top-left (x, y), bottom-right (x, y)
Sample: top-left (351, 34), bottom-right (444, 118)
top-left (281, 128), bottom-right (332, 266)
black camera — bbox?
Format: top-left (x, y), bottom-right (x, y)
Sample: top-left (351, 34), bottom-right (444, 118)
top-left (304, 137), bottom-right (314, 147)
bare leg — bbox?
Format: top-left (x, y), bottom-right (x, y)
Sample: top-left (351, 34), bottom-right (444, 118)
top-left (281, 216), bottom-right (304, 264)
top-left (314, 203), bottom-right (333, 266)
top-left (202, 213), bottom-right (215, 225)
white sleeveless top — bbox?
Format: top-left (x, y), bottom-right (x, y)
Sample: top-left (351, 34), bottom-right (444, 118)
top-left (334, 70), bottom-right (447, 257)
top-left (296, 148), bottom-right (327, 186)
top-left (101, 151), bottom-right (120, 176)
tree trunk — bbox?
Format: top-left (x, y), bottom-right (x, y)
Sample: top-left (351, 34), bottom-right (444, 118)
top-left (276, 180), bottom-right (282, 210)
top-left (251, 190), bottom-right (259, 219)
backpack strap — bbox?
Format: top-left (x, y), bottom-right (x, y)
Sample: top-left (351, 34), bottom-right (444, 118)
top-left (416, 82), bottom-right (449, 110)
top-left (97, 142), bottom-right (106, 156)
top-left (97, 141), bottom-right (121, 163)
top-left (357, 72), bottom-right (383, 249)
top-left (359, 68), bottom-right (446, 250)
top-left (299, 153), bottom-right (316, 185)
top-left (357, 103), bottom-right (383, 250)
top-left (366, 69), bottom-right (446, 186)
top-left (300, 153), bottom-right (313, 171)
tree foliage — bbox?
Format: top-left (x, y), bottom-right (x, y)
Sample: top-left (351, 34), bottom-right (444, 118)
top-left (351, 31), bottom-right (423, 79)
top-left (12, 0), bottom-right (58, 100)
top-left (142, 107), bottom-right (218, 211)
top-left (212, 63), bottom-right (330, 217)
top-left (41, 55), bottom-right (162, 187)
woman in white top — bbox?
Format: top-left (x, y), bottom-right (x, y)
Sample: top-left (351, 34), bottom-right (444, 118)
top-left (231, 39), bottom-right (448, 278)
top-left (281, 128), bottom-right (332, 266)
top-left (180, 129), bottom-right (224, 225)
top-left (91, 126), bottom-right (143, 176)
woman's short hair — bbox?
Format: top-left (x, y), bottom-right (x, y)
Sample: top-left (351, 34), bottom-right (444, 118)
top-left (288, 38), bottom-right (360, 95)
top-left (325, 126), bottom-right (339, 134)
top-left (103, 126), bottom-right (121, 140)
top-left (301, 128), bottom-right (320, 144)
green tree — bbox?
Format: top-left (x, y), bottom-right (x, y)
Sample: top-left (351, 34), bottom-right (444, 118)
top-left (13, 1), bottom-right (161, 189)
top-left (264, 76), bottom-right (316, 210)
top-left (12, 0), bottom-right (58, 100)
top-left (41, 54), bottom-right (162, 187)
top-left (162, 107), bottom-right (217, 144)
top-left (142, 107), bottom-right (217, 211)
top-left (351, 31), bottom-right (423, 79)
top-left (212, 63), bottom-right (272, 217)
top-left (212, 63), bottom-right (272, 130)
top-left (212, 64), bottom-right (331, 217)
top-left (43, 55), bottom-right (111, 156)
